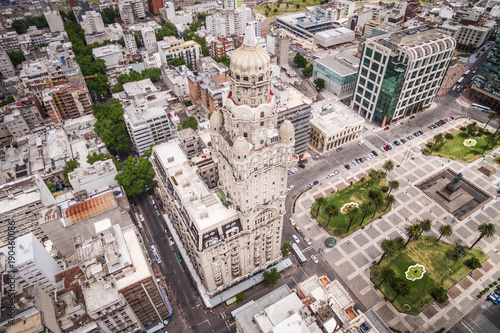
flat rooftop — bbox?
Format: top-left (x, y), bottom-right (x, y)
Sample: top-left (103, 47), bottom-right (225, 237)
top-left (314, 52), bottom-right (359, 77)
top-left (310, 99), bottom-right (364, 136)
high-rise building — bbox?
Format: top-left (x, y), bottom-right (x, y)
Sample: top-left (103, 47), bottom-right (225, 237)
top-left (80, 10), bottom-right (105, 35)
top-left (0, 46), bottom-right (15, 79)
top-left (44, 10), bottom-right (65, 32)
top-left (147, 0), bottom-right (163, 15)
top-left (469, 34), bottom-right (500, 109)
top-left (123, 31), bottom-right (138, 54)
top-left (141, 26), bottom-right (157, 52)
top-left (151, 27), bottom-right (294, 296)
top-left (157, 36), bottom-right (202, 67)
top-left (351, 26), bottom-right (455, 126)
top-left (0, 31), bottom-right (20, 53)
top-left (119, 0), bottom-right (145, 24)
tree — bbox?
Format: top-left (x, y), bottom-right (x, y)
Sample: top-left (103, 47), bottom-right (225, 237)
top-left (302, 65), bottom-right (313, 76)
top-left (47, 183), bottom-right (57, 192)
top-left (295, 3), bottom-right (300, 10)
top-left (450, 244), bottom-right (467, 269)
top-left (92, 99), bottom-right (132, 153)
top-left (111, 83), bottom-right (124, 93)
top-left (167, 57), bottom-right (186, 67)
top-left (437, 224), bottom-right (453, 242)
top-left (378, 239), bottom-right (397, 264)
top-left (383, 160), bottom-right (394, 177)
top-left (394, 236), bottom-right (405, 250)
top-left (359, 201), bottom-right (374, 226)
top-left (115, 156), bottom-right (156, 198)
top-left (63, 159), bottom-right (80, 185)
top-left (445, 133), bottom-right (454, 140)
top-left (263, 268), bottom-right (281, 285)
top-left (293, 53), bottom-right (307, 68)
top-left (387, 180), bottom-right (399, 196)
top-left (430, 287), bottom-right (448, 303)
top-left (430, 133), bottom-right (444, 154)
top-left (391, 278), bottom-right (411, 302)
top-left (466, 122), bottom-right (479, 137)
top-left (235, 293), bottom-right (244, 303)
top-left (7, 51), bottom-right (25, 66)
top-left (481, 133), bottom-right (499, 155)
top-left (273, 8), bottom-right (278, 13)
top-left (314, 78), bottom-right (325, 90)
top-left (465, 257), bottom-right (481, 269)
top-left (371, 197), bottom-right (383, 219)
top-left (213, 56), bottom-right (230, 67)
top-left (384, 195), bottom-right (395, 211)
top-left (87, 152), bottom-right (122, 170)
top-left (314, 197), bottom-right (326, 217)
top-left (11, 15), bottom-right (48, 34)
top-left (101, 7), bottom-right (120, 24)
top-left (179, 116), bottom-right (198, 131)
top-left (0, 96), bottom-right (15, 107)
top-left (281, 242), bottom-right (293, 255)
top-left (470, 223), bottom-right (496, 249)
top-left (418, 219), bottom-right (432, 237)
top-left (346, 207), bottom-right (360, 233)
top-left (325, 203), bottom-right (338, 227)
top-left (405, 223), bottom-right (421, 247)
top-left (377, 266), bottom-right (395, 287)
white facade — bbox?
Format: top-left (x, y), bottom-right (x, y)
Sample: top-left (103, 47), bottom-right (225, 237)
top-left (351, 26), bottom-right (456, 125)
top-left (0, 46), bottom-right (15, 79)
top-left (183, 1), bottom-right (219, 15)
top-left (0, 232), bottom-right (62, 298)
top-left (247, 20), bottom-right (261, 38)
top-left (123, 32), bottom-right (138, 54)
top-left (161, 2), bottom-right (193, 25)
top-left (92, 44), bottom-right (126, 67)
top-left (437, 22), bottom-right (491, 48)
top-left (157, 36), bottom-right (201, 66)
top-left (161, 64), bottom-right (190, 97)
top-left (81, 11), bottom-right (105, 35)
top-left (68, 159), bottom-right (119, 193)
top-left (141, 26), bottom-right (157, 52)
top-left (314, 27), bottom-right (355, 48)
top-left (44, 10), bottom-right (65, 32)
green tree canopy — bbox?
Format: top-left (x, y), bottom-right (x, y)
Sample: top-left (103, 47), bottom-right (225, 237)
top-left (263, 268), bottom-right (281, 285)
top-left (213, 56), bottom-right (230, 67)
top-left (101, 7), bottom-right (120, 25)
top-left (8, 51), bottom-right (25, 66)
top-left (293, 53), bottom-right (307, 68)
top-left (117, 68), bottom-right (162, 85)
top-left (281, 242), bottom-right (293, 255)
top-left (314, 78), bottom-right (325, 90)
top-left (63, 159), bottom-right (80, 185)
top-left (302, 65), bottom-right (313, 76)
top-left (179, 116), bottom-right (198, 131)
top-left (430, 287), bottom-right (448, 303)
top-left (156, 21), bottom-right (178, 41)
top-left (47, 183), bottom-right (57, 192)
top-left (167, 58), bottom-right (187, 67)
top-left (92, 99), bottom-right (132, 153)
top-left (11, 15), bottom-right (48, 34)
top-left (115, 156), bottom-right (155, 198)
top-left (0, 96), bottom-right (15, 107)
top-left (87, 152), bottom-right (122, 170)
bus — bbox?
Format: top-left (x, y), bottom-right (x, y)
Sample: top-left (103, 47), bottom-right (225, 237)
top-left (464, 70), bottom-right (471, 76)
top-left (457, 77), bottom-right (464, 84)
top-left (471, 103), bottom-right (490, 112)
top-left (292, 243), bottom-right (307, 265)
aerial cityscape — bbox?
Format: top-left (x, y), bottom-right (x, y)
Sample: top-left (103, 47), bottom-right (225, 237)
top-left (0, 0), bottom-right (499, 332)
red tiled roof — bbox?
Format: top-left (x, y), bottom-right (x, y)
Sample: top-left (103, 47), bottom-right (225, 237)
top-left (64, 192), bottom-right (117, 224)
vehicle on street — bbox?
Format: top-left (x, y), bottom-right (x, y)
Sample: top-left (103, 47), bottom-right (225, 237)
top-left (151, 245), bottom-right (157, 253)
top-left (383, 126), bottom-right (390, 131)
top-left (336, 147), bottom-right (343, 152)
top-left (139, 214), bottom-right (144, 222)
top-left (488, 293), bottom-right (499, 304)
top-left (311, 255), bottom-right (319, 263)
top-left (358, 140), bottom-right (364, 145)
top-left (313, 180), bottom-right (319, 186)
top-left (407, 135), bottom-right (413, 140)
top-left (410, 116), bottom-right (416, 119)
top-left (295, 226), bottom-right (302, 234)
top-left (292, 243), bottom-right (306, 264)
top-left (333, 170), bottom-right (339, 176)
top-left (394, 122), bottom-right (401, 126)
top-left (400, 138), bottom-right (406, 143)
top-left (394, 140), bottom-right (400, 146)
top-left (154, 270), bottom-right (158, 277)
top-left (156, 210), bottom-right (160, 216)
top-left (327, 173), bottom-right (335, 179)
top-left (169, 237), bottom-right (175, 245)
top-left (450, 116), bottom-right (454, 120)
top-left (288, 185), bottom-right (295, 191)
top-left (418, 130), bottom-right (423, 135)
top-left (345, 164), bottom-right (351, 170)
top-left (151, 198), bottom-right (155, 205)
top-left (176, 253), bottom-right (183, 262)
top-left (289, 218), bottom-right (296, 226)
top-left (292, 235), bottom-right (300, 243)
top-left (352, 160), bottom-right (358, 166)
top-left (313, 155), bottom-right (320, 160)
top-left (154, 253), bottom-right (161, 264)
top-left (153, 204), bottom-right (158, 210)
top-left (386, 145), bottom-right (392, 150)
top-left (298, 164), bottom-right (305, 168)
top-left (381, 146), bottom-right (387, 152)
top-left (304, 238), bottom-right (312, 246)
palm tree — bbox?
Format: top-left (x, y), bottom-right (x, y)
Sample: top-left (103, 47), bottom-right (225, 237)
top-left (295, 3), bottom-right (300, 10)
top-left (470, 223), bottom-right (496, 249)
top-left (383, 160), bottom-right (394, 177)
top-left (371, 198), bottom-right (383, 219)
top-left (418, 219), bottom-right (432, 237)
top-left (494, 119), bottom-right (500, 135)
top-left (484, 113), bottom-right (498, 130)
top-left (430, 133), bottom-right (444, 154)
top-left (384, 195), bottom-right (395, 211)
top-left (325, 203), bottom-right (338, 227)
top-left (315, 197), bottom-right (326, 217)
top-left (394, 236), bottom-right (405, 250)
top-left (437, 224), bottom-right (453, 242)
top-left (359, 201), bottom-right (374, 226)
top-left (346, 207), bottom-right (360, 233)
top-left (377, 266), bottom-right (395, 287)
top-left (481, 133), bottom-right (499, 155)
top-left (391, 278), bottom-right (411, 302)
top-left (387, 180), bottom-right (399, 196)
top-left (450, 244), bottom-right (467, 269)
top-left (405, 223), bottom-right (421, 247)
top-left (378, 239), bottom-right (397, 264)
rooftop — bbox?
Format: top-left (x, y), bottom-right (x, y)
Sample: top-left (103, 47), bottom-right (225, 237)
top-left (315, 52), bottom-right (359, 76)
top-left (310, 98), bottom-right (365, 136)
top-left (92, 44), bottom-right (123, 58)
top-left (62, 192), bottom-right (118, 225)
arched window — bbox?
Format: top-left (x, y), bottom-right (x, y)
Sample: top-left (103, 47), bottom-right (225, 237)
top-left (258, 75), bottom-right (263, 82)
top-left (260, 111), bottom-right (264, 117)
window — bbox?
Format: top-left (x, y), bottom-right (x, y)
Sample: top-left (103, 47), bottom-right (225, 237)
top-left (374, 51), bottom-right (382, 62)
top-left (243, 76), bottom-right (249, 81)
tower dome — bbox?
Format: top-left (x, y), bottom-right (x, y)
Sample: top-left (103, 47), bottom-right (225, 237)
top-left (210, 110), bottom-right (223, 132)
top-left (233, 136), bottom-right (250, 157)
top-left (228, 25), bottom-right (272, 107)
top-left (279, 120), bottom-right (295, 143)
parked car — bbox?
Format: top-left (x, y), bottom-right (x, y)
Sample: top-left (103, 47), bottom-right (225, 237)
top-left (292, 235), bottom-right (300, 243)
top-left (336, 147), bottom-right (343, 152)
top-left (154, 253), bottom-right (161, 264)
top-left (295, 226), bottom-right (302, 234)
top-left (372, 150), bottom-right (378, 157)
top-left (153, 204), bottom-right (158, 210)
top-left (488, 293), bottom-right (499, 304)
top-left (289, 218), bottom-right (296, 226)
top-left (139, 214), bottom-right (144, 222)
top-left (418, 130), bottom-right (423, 135)
top-left (288, 185), bottom-right (295, 191)
top-left (327, 173), bottom-right (335, 179)
top-left (345, 164), bottom-right (351, 170)
top-left (311, 255), bottom-right (319, 263)
top-left (410, 115), bottom-right (416, 119)
top-left (169, 237), bottom-right (175, 245)
top-left (450, 116), bottom-right (454, 120)
top-left (304, 238), bottom-right (312, 246)
top-left (358, 140), bottom-right (364, 145)
top-left (312, 180), bottom-right (319, 186)
top-left (298, 164), bottom-right (306, 168)
top-left (154, 270), bottom-right (158, 277)
top-left (394, 122), bottom-right (401, 126)
top-left (151, 245), bottom-right (157, 253)
top-left (383, 126), bottom-right (390, 131)
top-left (176, 253), bottom-right (183, 262)
top-left (333, 170), bottom-right (339, 176)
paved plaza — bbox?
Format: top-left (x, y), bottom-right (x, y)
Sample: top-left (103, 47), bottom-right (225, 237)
top-left (292, 118), bottom-right (500, 331)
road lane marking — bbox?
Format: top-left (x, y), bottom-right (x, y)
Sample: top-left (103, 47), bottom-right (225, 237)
top-left (198, 319), bottom-right (210, 326)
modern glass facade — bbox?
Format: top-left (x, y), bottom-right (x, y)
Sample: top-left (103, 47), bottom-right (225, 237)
top-left (470, 34), bottom-right (500, 109)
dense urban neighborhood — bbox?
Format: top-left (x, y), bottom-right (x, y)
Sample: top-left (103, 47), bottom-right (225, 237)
top-left (0, 0), bottom-right (499, 332)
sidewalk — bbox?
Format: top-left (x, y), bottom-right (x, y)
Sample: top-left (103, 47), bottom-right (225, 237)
top-left (292, 118), bottom-right (500, 331)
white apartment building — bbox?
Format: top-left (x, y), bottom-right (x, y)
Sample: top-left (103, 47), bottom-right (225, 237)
top-left (123, 32), bottom-right (138, 54)
top-left (183, 1), bottom-right (219, 15)
top-left (119, 1), bottom-right (135, 25)
top-left (161, 2), bottom-right (193, 25)
top-left (437, 22), bottom-right (491, 49)
top-left (141, 26), bottom-right (157, 52)
top-left (247, 20), bottom-right (262, 38)
top-left (0, 46), bottom-right (15, 79)
top-left (68, 159), bottom-right (119, 193)
top-left (81, 10), bottom-right (105, 35)
top-left (351, 26), bottom-right (455, 125)
top-left (0, 232), bottom-right (62, 297)
top-left (3, 110), bottom-right (30, 140)
top-left (205, 4), bottom-right (251, 37)
top-left (92, 44), bottom-right (126, 67)
top-left (157, 36), bottom-right (201, 66)
top-left (44, 10), bottom-right (65, 32)
top-left (151, 27), bottom-right (294, 296)
top-left (162, 64), bottom-right (190, 97)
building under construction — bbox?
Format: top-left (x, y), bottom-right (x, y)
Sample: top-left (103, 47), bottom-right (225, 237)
top-left (42, 79), bottom-right (93, 124)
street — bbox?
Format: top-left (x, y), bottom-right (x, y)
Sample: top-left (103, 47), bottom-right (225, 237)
top-left (449, 299), bottom-right (500, 333)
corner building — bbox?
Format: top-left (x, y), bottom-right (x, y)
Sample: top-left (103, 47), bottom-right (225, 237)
top-left (154, 27), bottom-right (295, 296)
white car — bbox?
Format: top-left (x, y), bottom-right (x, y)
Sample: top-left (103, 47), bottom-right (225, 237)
top-left (333, 170), bottom-right (339, 176)
top-left (292, 235), bottom-right (300, 243)
top-left (358, 140), bottom-right (364, 145)
top-left (139, 214), bottom-right (145, 222)
top-left (168, 237), bottom-right (175, 245)
top-left (394, 122), bottom-right (401, 126)
top-left (311, 255), bottom-right (318, 263)
top-left (327, 173), bottom-right (335, 179)
top-left (287, 185), bottom-right (295, 191)
top-left (304, 238), bottom-right (312, 246)
top-left (289, 218), bottom-right (296, 226)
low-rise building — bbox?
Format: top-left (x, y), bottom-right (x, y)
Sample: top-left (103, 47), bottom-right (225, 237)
top-left (314, 27), bottom-right (355, 48)
top-left (437, 21), bottom-right (491, 49)
top-left (312, 52), bottom-right (359, 100)
top-left (162, 64), bottom-right (190, 97)
top-left (68, 159), bottom-right (119, 193)
top-left (92, 44), bottom-right (126, 67)
top-left (183, 1), bottom-right (219, 15)
top-left (160, 2), bottom-right (193, 25)
top-left (157, 36), bottom-right (202, 67)
top-left (210, 36), bottom-right (235, 58)
top-left (309, 98), bottom-right (364, 153)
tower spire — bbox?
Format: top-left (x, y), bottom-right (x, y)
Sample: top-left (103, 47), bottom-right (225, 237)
top-left (243, 25), bottom-right (257, 47)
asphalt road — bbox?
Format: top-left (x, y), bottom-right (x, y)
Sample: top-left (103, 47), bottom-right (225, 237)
top-left (449, 299), bottom-right (500, 333)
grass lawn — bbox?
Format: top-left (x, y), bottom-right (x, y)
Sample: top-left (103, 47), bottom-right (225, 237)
top-left (493, 157), bottom-right (500, 166)
top-left (311, 171), bottom-right (391, 237)
top-left (255, 0), bottom-right (320, 20)
top-left (371, 236), bottom-right (489, 315)
top-left (424, 131), bottom-right (500, 162)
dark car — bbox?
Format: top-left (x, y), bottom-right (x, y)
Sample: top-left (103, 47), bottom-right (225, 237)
top-left (358, 157), bottom-right (364, 163)
top-left (410, 115), bottom-right (416, 119)
top-left (336, 147), bottom-right (343, 152)
top-left (345, 164), bottom-right (351, 170)
top-left (371, 150), bottom-right (379, 157)
top-left (298, 164), bottom-right (306, 168)
top-left (313, 180), bottom-right (319, 186)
